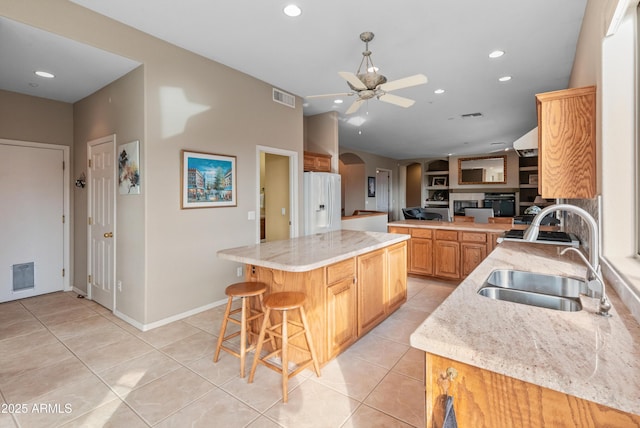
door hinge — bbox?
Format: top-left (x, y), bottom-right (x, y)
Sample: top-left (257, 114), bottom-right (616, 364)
top-left (62, 161), bottom-right (65, 170)
top-left (88, 159), bottom-right (92, 168)
top-left (88, 217), bottom-right (92, 225)
top-left (62, 215), bottom-right (65, 224)
top-left (88, 274), bottom-right (92, 284)
top-left (62, 268), bottom-right (65, 277)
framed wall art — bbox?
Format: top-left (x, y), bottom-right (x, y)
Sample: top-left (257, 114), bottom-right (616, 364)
top-left (181, 150), bottom-right (236, 208)
top-left (368, 176), bottom-right (376, 197)
top-left (118, 140), bottom-right (140, 195)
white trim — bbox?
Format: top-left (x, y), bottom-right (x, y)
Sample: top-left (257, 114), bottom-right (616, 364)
top-left (116, 297), bottom-right (228, 332)
top-left (0, 138), bottom-right (71, 293)
top-left (256, 145), bottom-right (299, 242)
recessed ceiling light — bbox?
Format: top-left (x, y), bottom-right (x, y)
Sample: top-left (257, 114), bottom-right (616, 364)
top-left (35, 70), bottom-right (54, 79)
top-left (498, 76), bottom-right (512, 82)
top-left (489, 50), bottom-right (505, 59)
top-left (334, 99), bottom-right (343, 104)
top-left (283, 4), bottom-right (302, 17)
top-left (434, 89), bottom-right (445, 94)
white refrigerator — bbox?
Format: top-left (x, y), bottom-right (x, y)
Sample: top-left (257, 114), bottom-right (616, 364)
top-left (303, 172), bottom-right (342, 235)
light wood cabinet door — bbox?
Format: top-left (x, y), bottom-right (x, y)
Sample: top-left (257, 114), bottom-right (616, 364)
top-left (303, 151), bottom-right (332, 172)
top-left (434, 240), bottom-right (460, 279)
top-left (461, 242), bottom-right (487, 277)
top-left (410, 237), bottom-right (434, 275)
top-left (326, 279), bottom-right (357, 359)
top-left (386, 242), bottom-right (407, 313)
top-left (425, 353), bottom-right (640, 427)
top-left (536, 85), bottom-right (596, 199)
top-left (357, 249), bottom-right (387, 335)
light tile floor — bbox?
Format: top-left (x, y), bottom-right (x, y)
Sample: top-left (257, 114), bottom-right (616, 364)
top-left (0, 277), bottom-right (455, 428)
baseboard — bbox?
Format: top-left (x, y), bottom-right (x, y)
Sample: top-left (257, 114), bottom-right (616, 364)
top-left (114, 297), bottom-right (228, 332)
top-left (72, 286), bottom-right (87, 297)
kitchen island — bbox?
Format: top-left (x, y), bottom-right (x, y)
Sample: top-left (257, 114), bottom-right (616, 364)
top-left (410, 240), bottom-right (640, 426)
top-left (218, 229), bottom-right (410, 365)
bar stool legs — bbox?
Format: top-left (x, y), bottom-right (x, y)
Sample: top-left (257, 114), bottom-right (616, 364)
top-left (248, 292), bottom-right (321, 403)
top-left (213, 282), bottom-right (269, 378)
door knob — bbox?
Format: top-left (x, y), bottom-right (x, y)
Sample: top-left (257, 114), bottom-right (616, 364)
top-left (103, 232), bottom-right (113, 238)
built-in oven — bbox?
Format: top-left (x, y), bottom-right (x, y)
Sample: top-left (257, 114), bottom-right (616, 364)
top-left (483, 193), bottom-right (516, 217)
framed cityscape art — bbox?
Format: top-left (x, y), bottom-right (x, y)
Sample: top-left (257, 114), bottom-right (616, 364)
top-left (181, 150), bottom-right (237, 208)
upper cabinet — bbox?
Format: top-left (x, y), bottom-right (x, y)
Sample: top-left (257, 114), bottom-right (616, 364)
top-left (536, 86), bottom-right (596, 199)
top-left (304, 151), bottom-right (332, 172)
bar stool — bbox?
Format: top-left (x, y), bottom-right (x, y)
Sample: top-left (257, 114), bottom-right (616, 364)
top-left (248, 291), bottom-right (321, 403)
top-left (213, 281), bottom-right (269, 378)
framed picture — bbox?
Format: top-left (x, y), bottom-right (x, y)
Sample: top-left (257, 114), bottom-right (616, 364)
top-left (529, 174), bottom-right (539, 185)
top-left (432, 176), bottom-right (447, 187)
top-left (368, 176), bottom-right (376, 197)
top-left (181, 150), bottom-right (236, 208)
top-left (118, 140), bottom-right (140, 195)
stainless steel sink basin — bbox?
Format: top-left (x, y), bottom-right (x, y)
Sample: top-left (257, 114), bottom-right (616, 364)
top-left (478, 287), bottom-right (582, 312)
top-left (478, 269), bottom-right (586, 312)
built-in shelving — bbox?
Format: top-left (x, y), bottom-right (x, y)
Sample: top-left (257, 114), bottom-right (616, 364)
top-left (423, 161), bottom-right (449, 207)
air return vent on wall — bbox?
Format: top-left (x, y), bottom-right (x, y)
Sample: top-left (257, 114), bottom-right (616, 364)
top-left (13, 262), bottom-right (34, 292)
top-left (273, 88), bottom-right (295, 108)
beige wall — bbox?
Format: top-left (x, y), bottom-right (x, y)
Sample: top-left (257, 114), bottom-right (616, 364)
top-left (73, 67), bottom-right (145, 320)
top-left (6, 0), bottom-right (303, 325)
top-left (304, 112), bottom-right (339, 172)
top-left (0, 90), bottom-right (73, 145)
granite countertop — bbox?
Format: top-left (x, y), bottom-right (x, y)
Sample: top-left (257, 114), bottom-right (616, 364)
top-left (387, 219), bottom-right (528, 233)
top-left (410, 241), bottom-right (640, 415)
top-left (217, 229), bottom-right (409, 272)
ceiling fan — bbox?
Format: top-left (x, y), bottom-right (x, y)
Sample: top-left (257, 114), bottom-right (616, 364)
top-left (307, 32), bottom-right (427, 114)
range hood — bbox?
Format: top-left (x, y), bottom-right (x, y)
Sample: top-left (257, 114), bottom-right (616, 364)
top-left (513, 128), bottom-right (538, 157)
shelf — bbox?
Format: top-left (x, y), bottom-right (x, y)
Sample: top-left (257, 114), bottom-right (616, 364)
top-left (425, 170), bottom-right (449, 176)
top-left (425, 201), bottom-right (449, 206)
top-left (519, 184), bottom-right (538, 189)
top-left (519, 202), bottom-right (534, 206)
top-left (426, 185), bottom-right (449, 190)
top-left (519, 166), bottom-right (538, 172)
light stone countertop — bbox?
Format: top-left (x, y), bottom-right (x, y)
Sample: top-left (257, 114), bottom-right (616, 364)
top-left (410, 240), bottom-right (640, 415)
top-left (217, 229), bottom-right (410, 272)
top-left (387, 219), bottom-right (528, 233)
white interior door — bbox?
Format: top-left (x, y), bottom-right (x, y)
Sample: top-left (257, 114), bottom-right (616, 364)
top-left (376, 169), bottom-right (391, 218)
top-left (0, 142), bottom-right (64, 302)
top-left (88, 136), bottom-right (116, 310)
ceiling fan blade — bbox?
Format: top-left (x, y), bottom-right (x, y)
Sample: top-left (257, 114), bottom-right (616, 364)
top-left (378, 93), bottom-right (415, 108)
top-left (306, 92), bottom-right (353, 99)
top-left (338, 72), bottom-right (367, 91)
top-left (378, 74), bottom-right (428, 92)
top-left (345, 98), bottom-right (365, 114)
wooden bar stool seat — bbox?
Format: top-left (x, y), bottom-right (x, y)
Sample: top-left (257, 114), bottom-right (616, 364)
top-left (248, 291), bottom-right (321, 403)
top-left (213, 281), bottom-right (269, 378)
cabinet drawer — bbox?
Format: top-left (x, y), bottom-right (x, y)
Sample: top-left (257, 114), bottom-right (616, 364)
top-left (326, 259), bottom-right (355, 285)
top-left (411, 229), bottom-right (433, 239)
top-left (388, 227), bottom-right (410, 234)
top-left (435, 230), bottom-right (458, 241)
top-left (460, 232), bottom-right (487, 243)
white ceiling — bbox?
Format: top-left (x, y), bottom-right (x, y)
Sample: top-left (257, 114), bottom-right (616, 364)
top-left (1, 1), bottom-right (587, 159)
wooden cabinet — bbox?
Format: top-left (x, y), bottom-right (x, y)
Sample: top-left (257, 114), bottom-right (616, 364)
top-left (434, 230), bottom-right (460, 279)
top-left (536, 86), bottom-right (596, 199)
top-left (326, 259), bottom-right (357, 360)
top-left (386, 242), bottom-right (408, 313)
top-left (460, 232), bottom-right (487, 277)
top-left (303, 151), bottom-right (331, 172)
top-left (409, 228), bottom-right (434, 275)
top-left (425, 352), bottom-right (640, 427)
top-left (357, 248), bottom-right (387, 336)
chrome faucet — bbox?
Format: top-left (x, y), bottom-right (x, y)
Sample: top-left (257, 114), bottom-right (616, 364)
top-left (524, 204), bottom-right (611, 317)
top-left (523, 204), bottom-right (600, 276)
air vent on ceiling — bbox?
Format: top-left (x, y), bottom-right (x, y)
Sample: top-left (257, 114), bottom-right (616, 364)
top-left (273, 88), bottom-right (295, 108)
top-left (461, 112), bottom-right (483, 119)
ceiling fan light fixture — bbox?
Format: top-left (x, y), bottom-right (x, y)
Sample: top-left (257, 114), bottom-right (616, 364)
top-left (489, 50), bottom-right (505, 59)
top-left (283, 4), bottom-right (302, 17)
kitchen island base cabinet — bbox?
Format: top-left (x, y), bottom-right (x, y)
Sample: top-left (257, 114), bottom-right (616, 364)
top-left (248, 242), bottom-right (407, 366)
top-left (425, 353), bottom-right (640, 428)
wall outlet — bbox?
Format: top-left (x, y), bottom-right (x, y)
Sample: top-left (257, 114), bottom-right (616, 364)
top-left (236, 267), bottom-right (243, 277)
top-left (117, 280), bottom-right (122, 291)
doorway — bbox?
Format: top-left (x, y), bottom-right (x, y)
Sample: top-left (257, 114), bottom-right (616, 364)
top-left (256, 146), bottom-right (298, 242)
top-left (0, 139), bottom-right (70, 302)
top-left (376, 168), bottom-right (392, 219)
top-left (87, 135), bottom-right (116, 310)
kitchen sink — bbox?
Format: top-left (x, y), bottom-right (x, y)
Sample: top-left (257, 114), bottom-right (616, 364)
top-left (478, 287), bottom-right (582, 312)
top-left (477, 269), bottom-right (586, 312)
